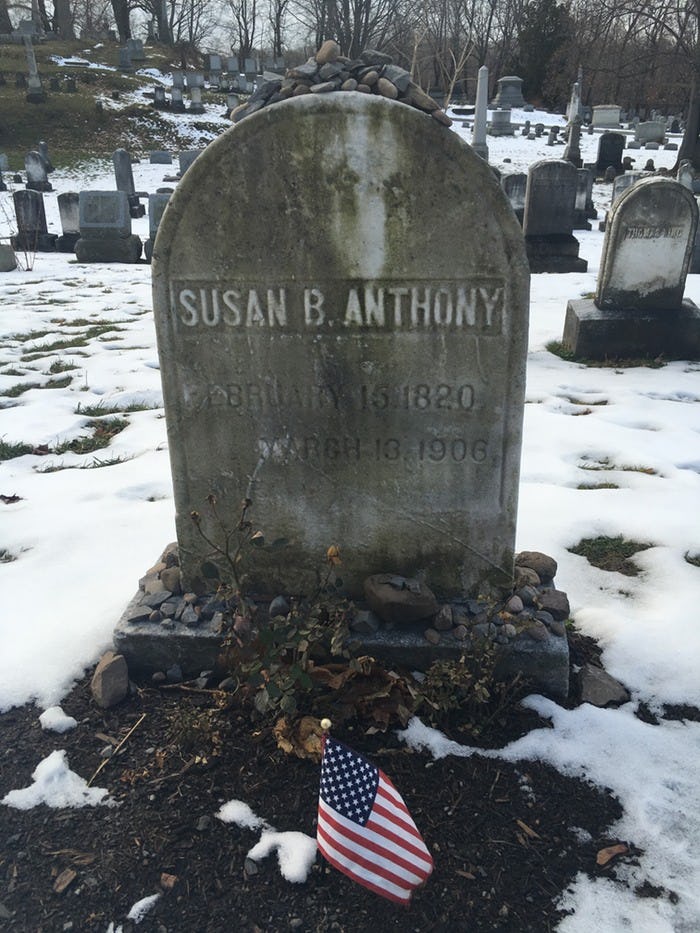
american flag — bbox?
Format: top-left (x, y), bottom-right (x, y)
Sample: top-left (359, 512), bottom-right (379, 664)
top-left (317, 736), bottom-right (433, 904)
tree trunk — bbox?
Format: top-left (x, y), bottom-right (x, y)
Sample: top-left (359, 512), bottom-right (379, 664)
top-left (53, 0), bottom-right (75, 37)
top-left (154, 0), bottom-right (172, 44)
top-left (0, 0), bottom-right (12, 33)
top-left (111, 0), bottom-right (131, 41)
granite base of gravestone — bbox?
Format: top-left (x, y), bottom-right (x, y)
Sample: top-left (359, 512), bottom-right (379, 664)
top-left (523, 160), bottom-right (587, 273)
top-left (152, 93), bottom-right (530, 601)
top-left (563, 177), bottom-right (700, 359)
top-left (75, 190), bottom-right (142, 263)
top-left (10, 189), bottom-right (57, 251)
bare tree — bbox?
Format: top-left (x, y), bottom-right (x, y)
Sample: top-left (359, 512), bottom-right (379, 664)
top-left (229, 0), bottom-right (258, 61)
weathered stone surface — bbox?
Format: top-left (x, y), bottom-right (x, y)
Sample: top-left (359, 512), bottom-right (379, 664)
top-left (516, 551), bottom-right (557, 582)
top-left (579, 663), bottom-right (630, 706)
top-left (349, 609), bottom-right (381, 634)
top-left (537, 589), bottom-right (570, 621)
top-left (91, 651), bottom-right (129, 708)
top-left (0, 244), bottom-right (17, 272)
top-left (159, 565), bottom-right (181, 594)
top-left (315, 40), bottom-right (341, 65)
top-left (364, 574), bottom-right (439, 624)
top-left (151, 94), bottom-right (530, 600)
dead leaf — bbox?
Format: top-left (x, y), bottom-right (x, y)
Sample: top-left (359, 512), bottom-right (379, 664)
top-left (596, 843), bottom-right (629, 866)
top-left (456, 869), bottom-right (476, 880)
top-left (326, 544), bottom-right (341, 566)
top-left (273, 716), bottom-right (323, 761)
top-left (160, 872), bottom-right (178, 891)
top-left (53, 868), bottom-right (77, 894)
top-left (515, 819), bottom-right (541, 840)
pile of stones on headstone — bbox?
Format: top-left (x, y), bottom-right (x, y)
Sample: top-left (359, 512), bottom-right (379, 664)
top-left (126, 545), bottom-right (569, 653)
top-left (230, 40), bottom-right (452, 127)
top-left (358, 551), bottom-right (570, 647)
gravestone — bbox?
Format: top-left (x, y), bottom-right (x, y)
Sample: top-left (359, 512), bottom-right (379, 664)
top-left (118, 47), bottom-right (132, 71)
top-left (171, 87), bottom-right (185, 112)
top-left (488, 109), bottom-right (515, 136)
top-left (595, 132), bottom-right (625, 176)
top-left (563, 177), bottom-right (700, 359)
top-left (25, 150), bottom-right (52, 191)
top-left (23, 36), bottom-right (45, 103)
top-left (563, 118), bottom-right (582, 168)
top-left (0, 244), bottom-right (17, 272)
top-left (0, 167), bottom-right (6, 192)
top-left (189, 86), bottom-right (205, 113)
top-left (172, 71), bottom-right (184, 89)
top-left (566, 81), bottom-right (583, 123)
top-left (501, 172), bottom-right (527, 224)
top-left (75, 190), bottom-right (142, 263)
top-left (598, 172), bottom-right (641, 231)
top-left (207, 54), bottom-right (222, 74)
top-left (37, 140), bottom-right (54, 173)
top-left (573, 169), bottom-right (593, 230)
top-left (56, 191), bottom-right (80, 251)
top-left (491, 75), bottom-right (525, 108)
top-left (145, 192), bottom-right (171, 262)
top-left (227, 56), bottom-right (239, 73)
top-left (523, 160), bottom-right (587, 272)
top-left (635, 121), bottom-right (665, 144)
top-left (112, 148), bottom-right (146, 217)
top-left (151, 94), bottom-right (530, 601)
top-left (10, 190), bottom-right (57, 251)
top-left (592, 104), bottom-right (621, 128)
top-left (126, 38), bottom-right (145, 61)
top-left (471, 65), bottom-right (488, 161)
top-left (153, 86), bottom-right (167, 108)
top-left (187, 72), bottom-right (205, 88)
top-left (150, 150), bottom-right (172, 164)
top-left (0, 153), bottom-right (8, 172)
top-left (521, 120), bottom-right (530, 137)
top-left (178, 150), bottom-right (201, 175)
top-left (534, 123), bottom-right (544, 137)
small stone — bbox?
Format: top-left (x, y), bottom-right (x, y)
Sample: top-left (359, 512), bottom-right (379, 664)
top-left (99, 746), bottom-right (114, 759)
top-left (364, 574), bottom-right (439, 624)
top-left (515, 566), bottom-right (541, 588)
top-left (166, 664), bottom-right (183, 683)
top-left (91, 651), bottom-right (129, 709)
top-left (382, 64), bottom-right (411, 93)
top-left (424, 627), bottom-right (441, 644)
top-left (127, 605), bottom-right (152, 624)
top-left (318, 62), bottom-right (343, 80)
top-left (142, 573), bottom-right (165, 595)
top-left (503, 624), bottom-right (517, 638)
top-left (579, 664), bottom-right (630, 707)
top-left (538, 589), bottom-right (570, 621)
top-left (315, 39), bottom-right (341, 65)
top-left (506, 595), bottom-right (524, 614)
top-left (218, 676), bottom-right (236, 691)
top-left (548, 620), bottom-right (567, 637)
top-left (159, 566), bottom-right (182, 595)
top-left (181, 604), bottom-right (200, 626)
top-left (516, 551), bottom-right (557, 582)
top-left (431, 109), bottom-right (453, 126)
top-left (356, 83), bottom-right (371, 93)
top-left (473, 622), bottom-right (497, 639)
top-left (360, 48), bottom-right (393, 66)
top-left (152, 671), bottom-right (167, 684)
top-left (341, 78), bottom-right (358, 92)
top-left (196, 815), bottom-right (212, 832)
top-left (516, 585), bottom-right (538, 606)
top-left (406, 82), bottom-right (439, 112)
top-left (535, 610), bottom-right (554, 626)
top-left (292, 83), bottom-right (311, 96)
top-left (454, 624), bottom-right (468, 640)
top-left (349, 610), bottom-right (381, 634)
top-left (289, 61), bottom-right (319, 80)
top-left (160, 618), bottom-right (174, 630)
top-left (290, 919), bottom-right (303, 930)
top-left (269, 595), bottom-right (290, 618)
top-left (310, 80), bottom-right (339, 93)
top-left (148, 610), bottom-right (162, 623)
top-left (230, 102), bottom-right (249, 121)
top-left (361, 69), bottom-right (379, 87)
top-left (160, 600), bottom-right (178, 618)
top-left (524, 620), bottom-right (548, 641)
top-left (143, 589), bottom-right (172, 609)
top-left (244, 857), bottom-right (259, 876)
top-left (377, 77), bottom-right (398, 99)
top-left (433, 606), bottom-right (453, 631)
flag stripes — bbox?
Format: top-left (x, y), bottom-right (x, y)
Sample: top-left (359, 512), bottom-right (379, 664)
top-left (317, 736), bottom-right (433, 904)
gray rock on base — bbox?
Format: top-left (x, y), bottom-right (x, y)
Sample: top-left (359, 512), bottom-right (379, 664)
top-left (537, 589), bottom-right (570, 621)
top-left (91, 651), bottom-right (129, 708)
top-left (364, 574), bottom-right (439, 625)
top-left (579, 663), bottom-right (630, 707)
top-left (516, 551), bottom-right (557, 582)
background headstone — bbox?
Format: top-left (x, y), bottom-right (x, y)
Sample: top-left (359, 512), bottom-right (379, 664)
top-left (145, 191), bottom-right (171, 262)
top-left (56, 191), bottom-right (80, 251)
top-left (595, 132), bottom-right (625, 176)
top-left (564, 177), bottom-right (700, 358)
top-left (491, 75), bottom-right (525, 109)
top-left (25, 150), bottom-right (52, 191)
top-left (523, 159), bottom-right (587, 272)
top-left (152, 94), bottom-right (530, 600)
top-left (75, 190), bottom-right (142, 262)
top-left (10, 189), bottom-right (57, 251)
top-left (471, 65), bottom-right (489, 161)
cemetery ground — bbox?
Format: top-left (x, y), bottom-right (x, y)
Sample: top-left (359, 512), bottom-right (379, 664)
top-left (1, 68), bottom-right (700, 931)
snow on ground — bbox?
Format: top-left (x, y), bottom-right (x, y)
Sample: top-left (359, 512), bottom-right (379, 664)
top-left (0, 87), bottom-right (698, 930)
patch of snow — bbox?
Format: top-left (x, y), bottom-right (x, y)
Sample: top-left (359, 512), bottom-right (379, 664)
top-left (1, 750), bottom-right (115, 809)
top-left (38, 706), bottom-right (78, 733)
